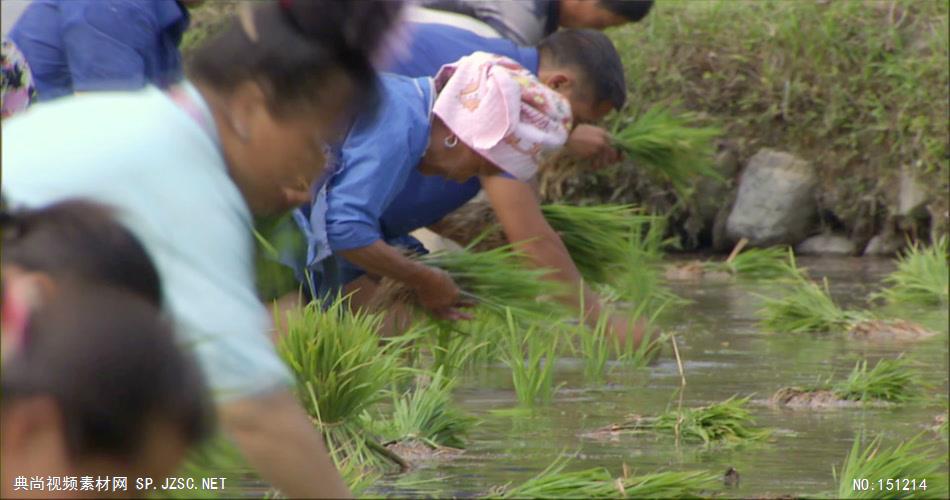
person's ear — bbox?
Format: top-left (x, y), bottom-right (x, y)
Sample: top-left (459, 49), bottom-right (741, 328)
top-left (227, 81), bottom-right (269, 142)
top-left (545, 73), bottom-right (572, 92)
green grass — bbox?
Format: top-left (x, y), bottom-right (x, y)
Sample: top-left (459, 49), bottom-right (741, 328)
top-left (500, 311), bottom-right (561, 407)
top-left (624, 396), bottom-right (770, 446)
top-left (602, 0), bottom-right (948, 241)
top-left (378, 368), bottom-right (478, 449)
top-left (758, 277), bottom-right (869, 333)
top-left (611, 105), bottom-right (722, 196)
top-left (835, 433), bottom-right (950, 499)
top-left (832, 358), bottom-right (925, 403)
top-left (487, 454), bottom-right (718, 498)
top-left (874, 237), bottom-right (949, 306)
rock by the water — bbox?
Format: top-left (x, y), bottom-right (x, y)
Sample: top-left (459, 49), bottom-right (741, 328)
top-left (795, 233), bottom-right (856, 255)
top-left (726, 149), bottom-right (817, 246)
top-left (863, 230), bottom-right (904, 256)
top-left (898, 165), bottom-right (929, 218)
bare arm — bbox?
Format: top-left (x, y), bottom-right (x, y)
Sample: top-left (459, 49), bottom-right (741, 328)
top-left (338, 240), bottom-right (467, 320)
top-left (220, 389), bottom-right (351, 499)
top-left (480, 174), bottom-right (645, 348)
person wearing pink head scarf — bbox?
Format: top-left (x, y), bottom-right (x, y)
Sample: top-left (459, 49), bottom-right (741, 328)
top-left (289, 52), bottom-right (571, 320)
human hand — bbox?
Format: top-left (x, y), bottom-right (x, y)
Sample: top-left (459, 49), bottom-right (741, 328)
top-left (412, 266), bottom-right (473, 320)
top-left (565, 124), bottom-right (622, 169)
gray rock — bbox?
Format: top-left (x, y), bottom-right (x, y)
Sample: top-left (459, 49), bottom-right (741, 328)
top-left (795, 233), bottom-right (856, 256)
top-left (863, 226), bottom-right (904, 256)
top-left (726, 149), bottom-right (817, 246)
top-left (898, 165), bottom-right (929, 218)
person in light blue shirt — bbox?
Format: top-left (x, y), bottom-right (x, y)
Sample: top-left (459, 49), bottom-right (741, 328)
top-left (8, 0), bottom-right (200, 101)
top-left (2, 2), bottom-right (404, 497)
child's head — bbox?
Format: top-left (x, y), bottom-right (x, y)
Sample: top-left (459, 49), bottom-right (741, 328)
top-left (1, 200), bottom-right (163, 308)
top-left (559, 0), bottom-right (654, 31)
top-left (422, 53), bottom-right (573, 183)
top-left (1, 284), bottom-right (213, 498)
top-left (537, 29), bottom-right (627, 124)
top-left (188, 0), bottom-right (406, 215)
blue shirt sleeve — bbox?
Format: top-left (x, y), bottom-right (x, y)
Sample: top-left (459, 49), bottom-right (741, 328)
top-left (60, 0), bottom-right (157, 91)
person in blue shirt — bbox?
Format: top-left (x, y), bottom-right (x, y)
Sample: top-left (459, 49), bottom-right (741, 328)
top-left (7, 0), bottom-right (201, 101)
top-left (293, 52), bottom-right (573, 322)
top-left (347, 27), bottom-right (646, 347)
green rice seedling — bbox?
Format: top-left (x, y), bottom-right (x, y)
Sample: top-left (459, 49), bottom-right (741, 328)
top-left (326, 436), bottom-right (382, 496)
top-left (276, 297), bottom-right (406, 468)
top-left (380, 367), bottom-right (477, 449)
top-left (874, 237), bottom-right (949, 306)
top-left (487, 454), bottom-right (718, 498)
top-left (159, 437), bottom-right (246, 499)
top-left (541, 203), bottom-right (662, 284)
top-left (253, 213), bottom-right (307, 301)
top-left (575, 309), bottom-right (613, 384)
top-left (834, 433), bottom-right (949, 499)
top-left (500, 310), bottom-right (561, 407)
top-left (616, 396), bottom-right (769, 447)
top-left (611, 105), bottom-right (722, 196)
top-left (832, 358), bottom-right (926, 404)
top-left (758, 277), bottom-right (869, 333)
top-left (371, 244), bottom-right (563, 319)
top-left (709, 246), bottom-right (805, 280)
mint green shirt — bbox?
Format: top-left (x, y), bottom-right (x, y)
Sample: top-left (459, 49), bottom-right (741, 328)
top-left (2, 84), bottom-right (292, 400)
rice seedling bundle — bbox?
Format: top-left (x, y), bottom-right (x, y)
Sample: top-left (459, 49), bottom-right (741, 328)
top-left (381, 367), bottom-right (477, 449)
top-left (540, 203), bottom-right (664, 284)
top-left (369, 245), bottom-right (562, 319)
top-left (874, 237), bottom-right (949, 306)
top-left (611, 105), bottom-right (722, 196)
top-left (276, 297), bottom-right (406, 468)
top-left (487, 454), bottom-right (718, 498)
top-left (758, 277), bottom-right (869, 333)
top-left (500, 310), bottom-right (561, 407)
top-left (835, 433), bottom-right (949, 499)
top-left (832, 358), bottom-right (925, 403)
top-left (617, 396), bottom-right (769, 446)
top-left (709, 246), bottom-right (805, 280)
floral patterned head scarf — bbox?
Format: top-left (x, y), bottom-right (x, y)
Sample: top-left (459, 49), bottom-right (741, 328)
top-left (433, 51), bottom-right (572, 181)
top-left (1, 40), bottom-right (36, 119)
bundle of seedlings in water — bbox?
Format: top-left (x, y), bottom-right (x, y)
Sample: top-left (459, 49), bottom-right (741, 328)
top-left (834, 433), bottom-right (949, 499)
top-left (757, 276), bottom-right (870, 333)
top-left (373, 367), bottom-right (478, 451)
top-left (486, 454), bottom-right (718, 499)
top-left (500, 310), bottom-right (562, 408)
top-left (715, 245), bottom-right (804, 280)
top-left (610, 105), bottom-right (722, 196)
top-left (599, 396), bottom-right (769, 447)
top-left (771, 357), bottom-right (926, 408)
top-left (873, 237), bottom-right (948, 306)
top-left (276, 297), bottom-right (407, 470)
top-left (832, 358), bottom-right (926, 403)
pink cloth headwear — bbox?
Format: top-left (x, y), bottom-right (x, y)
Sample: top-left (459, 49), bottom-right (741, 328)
top-left (432, 51), bottom-right (573, 181)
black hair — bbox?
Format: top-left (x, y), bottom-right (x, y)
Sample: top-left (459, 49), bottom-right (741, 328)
top-left (188, 0), bottom-right (405, 116)
top-left (1, 283), bottom-right (214, 459)
top-left (537, 29), bottom-right (627, 110)
top-left (597, 0), bottom-right (654, 22)
top-left (1, 200), bottom-right (163, 306)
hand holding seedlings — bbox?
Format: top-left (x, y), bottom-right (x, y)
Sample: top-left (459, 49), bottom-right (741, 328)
top-left (412, 265), bottom-right (474, 321)
top-left (565, 124), bottom-right (622, 169)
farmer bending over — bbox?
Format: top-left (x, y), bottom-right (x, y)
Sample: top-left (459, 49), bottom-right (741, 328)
top-left (288, 53), bottom-right (571, 322)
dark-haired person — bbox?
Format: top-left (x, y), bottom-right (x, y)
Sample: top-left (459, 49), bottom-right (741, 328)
top-left (418, 0), bottom-right (654, 45)
top-left (340, 27), bottom-right (645, 345)
top-left (1, 283), bottom-right (213, 499)
top-left (6, 0), bottom-right (203, 102)
top-left (2, 2), bottom-right (405, 497)
top-left (0, 200), bottom-right (164, 312)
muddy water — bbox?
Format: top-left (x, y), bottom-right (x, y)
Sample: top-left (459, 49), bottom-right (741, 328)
top-left (369, 257), bottom-right (949, 498)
